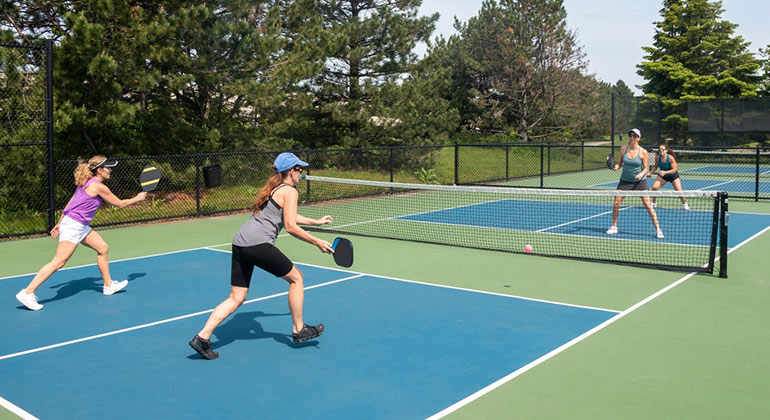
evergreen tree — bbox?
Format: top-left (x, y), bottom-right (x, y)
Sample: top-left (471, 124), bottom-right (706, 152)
top-left (458, 0), bottom-right (587, 142)
top-left (312, 0), bottom-right (446, 148)
top-left (638, 0), bottom-right (760, 98)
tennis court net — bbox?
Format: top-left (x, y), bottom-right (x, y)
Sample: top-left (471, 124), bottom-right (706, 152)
top-left (299, 175), bottom-right (728, 277)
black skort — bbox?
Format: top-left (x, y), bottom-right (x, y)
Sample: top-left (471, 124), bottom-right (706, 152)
top-left (231, 243), bottom-right (294, 288)
top-left (617, 179), bottom-right (650, 191)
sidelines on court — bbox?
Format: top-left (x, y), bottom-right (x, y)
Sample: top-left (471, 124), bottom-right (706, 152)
top-left (425, 223), bottom-right (770, 419)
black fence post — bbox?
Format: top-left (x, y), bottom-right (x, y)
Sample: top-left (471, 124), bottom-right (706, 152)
top-left (581, 141), bottom-right (585, 171)
top-left (454, 142), bottom-right (459, 185)
top-left (195, 155), bottom-right (201, 216)
top-left (505, 144), bottom-right (509, 181)
top-left (540, 145), bottom-right (544, 188)
top-left (45, 39), bottom-right (55, 232)
top-left (306, 151), bottom-right (312, 204)
top-left (755, 148), bottom-right (760, 202)
top-left (611, 93), bottom-right (615, 150)
top-left (389, 148), bottom-right (394, 183)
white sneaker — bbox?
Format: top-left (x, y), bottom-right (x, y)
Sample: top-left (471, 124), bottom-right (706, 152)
top-left (682, 203), bottom-right (690, 210)
top-left (652, 202), bottom-right (657, 208)
top-left (657, 229), bottom-right (665, 239)
top-left (103, 280), bottom-right (128, 296)
top-left (16, 289), bottom-right (43, 311)
top-left (606, 226), bottom-right (618, 235)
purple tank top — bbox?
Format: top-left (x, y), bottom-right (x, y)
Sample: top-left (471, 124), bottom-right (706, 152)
top-left (63, 178), bottom-right (103, 225)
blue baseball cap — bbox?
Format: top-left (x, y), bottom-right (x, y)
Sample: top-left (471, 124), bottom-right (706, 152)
top-left (274, 152), bottom-right (308, 173)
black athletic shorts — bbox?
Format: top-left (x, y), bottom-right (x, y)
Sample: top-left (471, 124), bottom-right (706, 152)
top-left (231, 243), bottom-right (294, 288)
top-left (659, 172), bottom-right (680, 183)
top-left (617, 178), bottom-right (649, 191)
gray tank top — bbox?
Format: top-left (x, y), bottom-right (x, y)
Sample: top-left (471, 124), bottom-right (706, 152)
top-left (232, 184), bottom-right (289, 247)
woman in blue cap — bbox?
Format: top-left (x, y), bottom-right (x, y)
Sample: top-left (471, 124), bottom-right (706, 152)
top-left (190, 152), bottom-right (334, 359)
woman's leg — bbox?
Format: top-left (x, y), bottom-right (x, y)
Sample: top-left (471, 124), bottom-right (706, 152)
top-left (24, 240), bottom-right (79, 294)
top-left (197, 286), bottom-right (249, 340)
top-left (641, 196), bottom-right (661, 230)
top-left (672, 178), bottom-right (688, 206)
top-left (651, 176), bottom-right (666, 206)
top-left (281, 265), bottom-right (305, 334)
top-left (611, 196), bottom-right (624, 227)
top-left (80, 230), bottom-right (112, 287)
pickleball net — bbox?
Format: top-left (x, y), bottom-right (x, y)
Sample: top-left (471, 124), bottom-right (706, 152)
top-left (298, 175), bottom-right (728, 276)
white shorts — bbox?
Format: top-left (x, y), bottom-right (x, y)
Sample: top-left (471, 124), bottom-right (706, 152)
top-left (58, 215), bottom-right (93, 244)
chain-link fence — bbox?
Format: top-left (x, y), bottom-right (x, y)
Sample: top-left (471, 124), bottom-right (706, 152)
top-left (613, 94), bottom-right (770, 147)
top-left (0, 41), bottom-right (53, 239)
top-left (3, 142), bottom-right (769, 240)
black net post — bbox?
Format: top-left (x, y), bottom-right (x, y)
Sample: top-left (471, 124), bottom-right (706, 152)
top-left (719, 192), bottom-right (729, 278)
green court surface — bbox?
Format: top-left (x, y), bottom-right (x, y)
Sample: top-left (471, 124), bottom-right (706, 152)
top-left (2, 200), bottom-right (769, 419)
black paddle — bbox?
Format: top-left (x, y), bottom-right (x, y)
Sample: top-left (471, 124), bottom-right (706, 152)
top-left (139, 165), bottom-right (161, 192)
top-left (332, 237), bottom-right (353, 268)
top-left (606, 153), bottom-right (615, 170)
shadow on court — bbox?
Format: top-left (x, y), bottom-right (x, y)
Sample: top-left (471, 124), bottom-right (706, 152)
top-left (187, 310), bottom-right (320, 359)
top-left (34, 272), bottom-right (147, 305)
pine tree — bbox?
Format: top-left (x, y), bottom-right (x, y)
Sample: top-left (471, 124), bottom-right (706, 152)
top-left (312, 0), bottom-right (445, 148)
top-left (638, 0), bottom-right (760, 98)
top-left (458, 0), bottom-right (587, 142)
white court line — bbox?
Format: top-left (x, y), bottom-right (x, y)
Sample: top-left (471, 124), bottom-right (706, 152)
top-left (0, 243), bottom-right (233, 281)
top-left (0, 395), bottom-right (38, 420)
top-left (700, 180), bottom-right (735, 190)
top-left (426, 222), bottom-right (770, 420)
top-left (207, 247), bottom-right (620, 313)
top-left (0, 274), bottom-right (363, 362)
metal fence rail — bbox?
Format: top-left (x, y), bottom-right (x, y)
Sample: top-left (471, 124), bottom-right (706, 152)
top-left (1, 143), bottom-right (767, 240)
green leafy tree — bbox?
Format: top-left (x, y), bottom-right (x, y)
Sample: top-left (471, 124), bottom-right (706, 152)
top-left (458, 0), bottom-right (587, 142)
top-left (638, 0), bottom-right (760, 98)
top-left (759, 45), bottom-right (770, 96)
top-left (311, 0), bottom-right (446, 148)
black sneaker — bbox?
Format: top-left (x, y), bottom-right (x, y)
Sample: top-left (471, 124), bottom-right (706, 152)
top-left (189, 335), bottom-right (219, 360)
top-left (293, 323), bottom-right (324, 343)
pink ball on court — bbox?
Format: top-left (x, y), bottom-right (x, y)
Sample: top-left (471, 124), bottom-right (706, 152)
top-left (524, 244), bottom-right (533, 253)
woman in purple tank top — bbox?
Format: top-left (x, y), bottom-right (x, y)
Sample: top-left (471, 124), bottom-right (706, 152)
top-left (15, 155), bottom-right (147, 311)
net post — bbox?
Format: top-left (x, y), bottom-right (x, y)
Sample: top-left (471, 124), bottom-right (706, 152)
top-left (719, 192), bottom-right (728, 278)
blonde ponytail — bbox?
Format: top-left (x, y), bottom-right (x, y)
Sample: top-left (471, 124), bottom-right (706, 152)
top-left (73, 155), bottom-right (106, 187)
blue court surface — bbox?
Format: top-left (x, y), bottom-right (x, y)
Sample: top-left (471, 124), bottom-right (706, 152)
top-left (1, 249), bottom-right (618, 420)
top-left (680, 165), bottom-right (770, 176)
top-left (397, 199), bottom-right (770, 248)
top-left (593, 178), bottom-right (770, 194)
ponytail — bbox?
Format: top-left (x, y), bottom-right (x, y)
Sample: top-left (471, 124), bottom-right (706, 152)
top-left (251, 169), bottom-right (288, 214)
top-left (73, 155), bottom-right (107, 187)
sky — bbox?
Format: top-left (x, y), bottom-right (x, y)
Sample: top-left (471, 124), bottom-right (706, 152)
top-left (416, 0), bottom-right (770, 94)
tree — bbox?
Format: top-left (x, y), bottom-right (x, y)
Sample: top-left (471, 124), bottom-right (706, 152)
top-left (638, 0), bottom-right (760, 99)
top-left (458, 0), bottom-right (587, 142)
top-left (311, 0), bottom-right (444, 148)
top-left (759, 45), bottom-right (770, 96)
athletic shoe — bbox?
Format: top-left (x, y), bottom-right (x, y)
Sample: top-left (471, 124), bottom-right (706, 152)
top-left (16, 289), bottom-right (43, 311)
top-left (606, 226), bottom-right (618, 235)
top-left (682, 203), bottom-right (690, 210)
top-left (652, 202), bottom-right (657, 208)
top-left (293, 323), bottom-right (324, 343)
top-left (103, 279), bottom-right (128, 296)
top-left (189, 335), bottom-right (219, 360)
top-left (657, 229), bottom-right (665, 239)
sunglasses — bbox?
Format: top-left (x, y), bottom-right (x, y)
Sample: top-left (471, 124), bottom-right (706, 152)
top-left (293, 166), bottom-right (303, 172)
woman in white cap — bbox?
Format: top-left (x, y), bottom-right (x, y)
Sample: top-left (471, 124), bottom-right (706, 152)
top-left (189, 152), bottom-right (334, 360)
top-left (15, 155), bottom-right (147, 311)
top-left (606, 129), bottom-right (664, 239)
